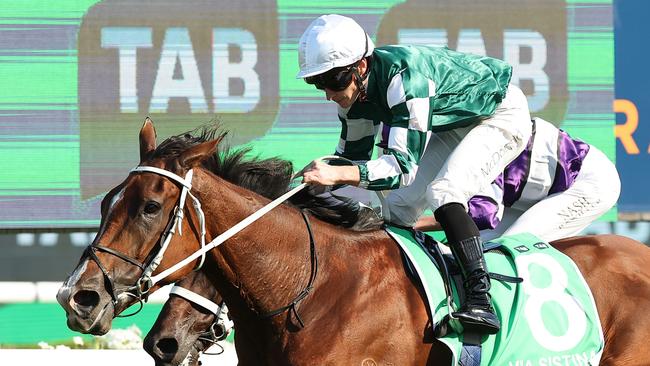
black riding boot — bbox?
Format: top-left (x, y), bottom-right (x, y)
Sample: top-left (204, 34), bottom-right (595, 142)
top-left (434, 203), bottom-right (500, 335)
top-left (450, 236), bottom-right (500, 334)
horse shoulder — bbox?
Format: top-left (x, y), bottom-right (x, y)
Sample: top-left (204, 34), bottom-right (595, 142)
top-left (304, 227), bottom-right (434, 364)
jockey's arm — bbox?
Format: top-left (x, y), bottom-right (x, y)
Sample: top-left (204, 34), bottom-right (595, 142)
top-left (302, 78), bottom-right (430, 191)
top-left (302, 161), bottom-right (361, 186)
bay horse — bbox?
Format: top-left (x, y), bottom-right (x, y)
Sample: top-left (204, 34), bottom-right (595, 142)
top-left (58, 119), bottom-right (650, 365)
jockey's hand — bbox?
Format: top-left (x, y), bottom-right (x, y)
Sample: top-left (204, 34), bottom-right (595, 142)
top-left (301, 160), bottom-right (361, 186)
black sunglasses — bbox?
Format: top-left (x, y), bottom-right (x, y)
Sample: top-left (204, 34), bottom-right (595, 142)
top-left (305, 65), bottom-right (357, 91)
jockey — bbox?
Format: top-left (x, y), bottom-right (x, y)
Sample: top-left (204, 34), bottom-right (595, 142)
top-left (297, 14), bottom-right (534, 335)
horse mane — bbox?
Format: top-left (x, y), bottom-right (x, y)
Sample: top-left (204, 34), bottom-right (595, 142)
top-left (152, 125), bottom-right (291, 200)
top-left (152, 124), bottom-right (382, 231)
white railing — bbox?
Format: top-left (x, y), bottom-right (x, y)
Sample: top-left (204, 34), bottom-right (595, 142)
top-left (0, 344), bottom-right (237, 365)
top-left (0, 282), bottom-right (172, 303)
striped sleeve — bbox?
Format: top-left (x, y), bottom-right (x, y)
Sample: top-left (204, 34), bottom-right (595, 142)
top-left (359, 68), bottom-right (434, 190)
top-left (335, 110), bottom-right (380, 161)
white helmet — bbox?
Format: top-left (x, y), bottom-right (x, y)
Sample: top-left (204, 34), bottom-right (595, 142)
top-left (296, 14), bottom-right (375, 79)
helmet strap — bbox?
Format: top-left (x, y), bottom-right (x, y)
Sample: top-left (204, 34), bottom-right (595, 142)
top-left (352, 32), bottom-right (371, 102)
top-left (352, 59), bottom-right (370, 103)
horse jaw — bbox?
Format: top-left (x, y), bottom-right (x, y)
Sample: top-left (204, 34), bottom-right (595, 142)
top-left (69, 300), bottom-right (114, 335)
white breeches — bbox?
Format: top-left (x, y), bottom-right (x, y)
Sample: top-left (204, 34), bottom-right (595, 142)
top-left (385, 84), bottom-right (532, 226)
top-left (480, 146), bottom-right (621, 242)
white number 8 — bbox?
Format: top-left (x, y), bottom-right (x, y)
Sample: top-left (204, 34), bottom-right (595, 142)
top-left (515, 253), bottom-right (587, 352)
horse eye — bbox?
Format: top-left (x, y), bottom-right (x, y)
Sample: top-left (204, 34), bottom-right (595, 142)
top-left (143, 201), bottom-right (161, 215)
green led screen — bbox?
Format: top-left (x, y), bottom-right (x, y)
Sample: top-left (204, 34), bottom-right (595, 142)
top-left (0, 0), bottom-right (615, 229)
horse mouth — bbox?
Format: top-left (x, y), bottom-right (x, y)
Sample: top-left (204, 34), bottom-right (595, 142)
top-left (173, 342), bottom-right (203, 366)
top-left (145, 332), bottom-right (206, 366)
top-left (179, 346), bottom-right (202, 366)
top-left (65, 301), bottom-right (114, 335)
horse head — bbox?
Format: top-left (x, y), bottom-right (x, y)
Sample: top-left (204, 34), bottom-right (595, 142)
top-left (144, 270), bottom-right (223, 366)
top-left (57, 118), bottom-right (221, 334)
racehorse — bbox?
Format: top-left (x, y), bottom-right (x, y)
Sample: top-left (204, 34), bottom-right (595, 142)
top-left (58, 118), bottom-right (650, 365)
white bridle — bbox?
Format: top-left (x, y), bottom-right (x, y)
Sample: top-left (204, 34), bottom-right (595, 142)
top-left (169, 285), bottom-right (221, 314)
top-left (168, 285), bottom-right (232, 353)
top-left (130, 165), bottom-right (307, 293)
top-left (129, 166), bottom-right (207, 286)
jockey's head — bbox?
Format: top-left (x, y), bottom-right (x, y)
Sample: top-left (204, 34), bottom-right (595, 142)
top-left (296, 14), bottom-right (374, 107)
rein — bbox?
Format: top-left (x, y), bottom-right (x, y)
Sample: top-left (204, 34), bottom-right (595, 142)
top-left (88, 164), bottom-right (312, 321)
top-left (147, 175), bottom-right (307, 286)
top-left (169, 211), bottom-right (318, 331)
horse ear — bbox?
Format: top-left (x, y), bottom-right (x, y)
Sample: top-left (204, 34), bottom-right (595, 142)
top-left (178, 136), bottom-right (223, 169)
top-left (139, 117), bottom-right (157, 161)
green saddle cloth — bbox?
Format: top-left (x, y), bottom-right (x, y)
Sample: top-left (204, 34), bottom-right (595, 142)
top-left (385, 227), bottom-right (604, 366)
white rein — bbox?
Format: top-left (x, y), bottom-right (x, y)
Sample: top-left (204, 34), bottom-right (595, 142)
top-left (130, 165), bottom-right (307, 290)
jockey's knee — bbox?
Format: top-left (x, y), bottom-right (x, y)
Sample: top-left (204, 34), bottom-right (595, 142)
top-left (425, 180), bottom-right (469, 212)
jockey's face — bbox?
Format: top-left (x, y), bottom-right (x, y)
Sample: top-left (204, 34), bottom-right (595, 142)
top-left (307, 58), bottom-right (368, 109)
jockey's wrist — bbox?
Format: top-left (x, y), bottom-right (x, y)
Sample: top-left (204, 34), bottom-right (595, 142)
top-left (357, 164), bottom-right (369, 189)
top-left (336, 165), bottom-right (361, 186)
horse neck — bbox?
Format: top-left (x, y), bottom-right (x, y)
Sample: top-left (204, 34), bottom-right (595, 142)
top-left (192, 169), bottom-right (318, 322)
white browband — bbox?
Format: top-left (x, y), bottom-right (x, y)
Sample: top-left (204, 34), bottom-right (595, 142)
top-left (169, 285), bottom-right (221, 314)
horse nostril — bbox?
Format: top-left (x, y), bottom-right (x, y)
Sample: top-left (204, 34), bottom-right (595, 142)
top-left (156, 338), bottom-right (179, 357)
top-left (73, 290), bottom-right (100, 309)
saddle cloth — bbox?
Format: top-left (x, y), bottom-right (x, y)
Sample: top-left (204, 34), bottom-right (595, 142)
top-left (385, 227), bottom-right (604, 366)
